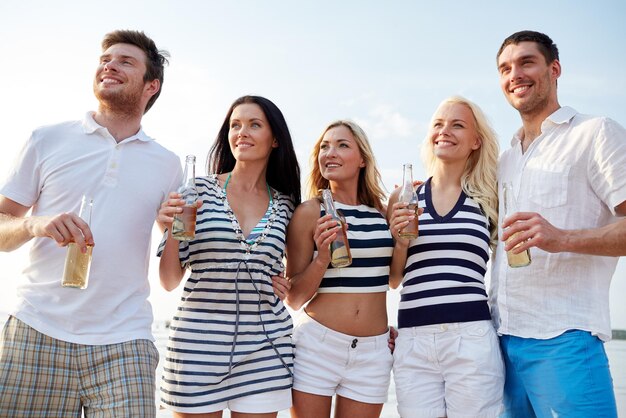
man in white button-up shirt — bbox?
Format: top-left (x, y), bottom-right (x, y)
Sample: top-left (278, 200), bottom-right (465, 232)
top-left (492, 30), bottom-right (625, 417)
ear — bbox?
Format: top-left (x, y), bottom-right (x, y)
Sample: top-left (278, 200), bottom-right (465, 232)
top-left (272, 138), bottom-right (279, 148)
top-left (359, 159), bottom-right (366, 168)
top-left (551, 59), bottom-right (562, 80)
top-left (145, 79), bottom-right (160, 97)
top-left (472, 136), bottom-right (482, 151)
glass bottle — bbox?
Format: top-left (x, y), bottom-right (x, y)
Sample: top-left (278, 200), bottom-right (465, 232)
top-left (503, 182), bottom-right (531, 267)
top-left (398, 163), bottom-right (419, 239)
top-left (62, 195), bottom-right (94, 289)
top-left (321, 189), bottom-right (352, 268)
top-left (172, 155), bottom-right (199, 241)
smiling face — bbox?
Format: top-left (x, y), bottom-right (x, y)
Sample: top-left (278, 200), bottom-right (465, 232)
top-left (497, 41), bottom-right (561, 118)
top-left (318, 125), bottom-right (365, 182)
top-left (228, 103), bottom-right (277, 163)
top-left (93, 43), bottom-right (156, 113)
top-left (428, 102), bottom-right (481, 164)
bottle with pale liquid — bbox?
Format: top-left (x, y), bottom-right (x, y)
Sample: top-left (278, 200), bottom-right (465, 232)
top-left (398, 163), bottom-right (419, 239)
top-left (321, 189), bottom-right (352, 268)
top-left (503, 182), bottom-right (531, 268)
top-left (172, 155), bottom-right (199, 241)
top-left (62, 196), bottom-right (94, 289)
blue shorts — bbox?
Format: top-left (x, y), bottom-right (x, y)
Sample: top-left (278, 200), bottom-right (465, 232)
top-left (500, 330), bottom-right (617, 418)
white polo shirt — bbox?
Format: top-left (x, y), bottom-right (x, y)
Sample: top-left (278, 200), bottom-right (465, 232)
top-left (0, 113), bottom-right (182, 344)
top-left (490, 106), bottom-right (626, 342)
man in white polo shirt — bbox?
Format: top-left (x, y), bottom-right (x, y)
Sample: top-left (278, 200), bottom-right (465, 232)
top-left (0, 30), bottom-right (182, 417)
top-left (491, 30), bottom-right (625, 417)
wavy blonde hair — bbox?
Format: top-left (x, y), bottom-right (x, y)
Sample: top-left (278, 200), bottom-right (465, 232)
top-left (307, 120), bottom-right (386, 211)
top-left (421, 96), bottom-right (500, 249)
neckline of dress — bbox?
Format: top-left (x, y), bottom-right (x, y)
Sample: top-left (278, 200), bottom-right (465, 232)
top-left (223, 172), bottom-right (273, 203)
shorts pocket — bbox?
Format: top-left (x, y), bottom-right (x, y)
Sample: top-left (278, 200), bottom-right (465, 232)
top-left (525, 163), bottom-right (570, 208)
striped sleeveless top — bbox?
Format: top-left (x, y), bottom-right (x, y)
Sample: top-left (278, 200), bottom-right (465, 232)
top-left (397, 178), bottom-right (492, 328)
top-left (316, 202), bottom-right (393, 293)
top-left (157, 174), bottom-right (295, 411)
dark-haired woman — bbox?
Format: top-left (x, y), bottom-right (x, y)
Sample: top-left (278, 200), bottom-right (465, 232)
top-left (157, 95), bottom-right (301, 417)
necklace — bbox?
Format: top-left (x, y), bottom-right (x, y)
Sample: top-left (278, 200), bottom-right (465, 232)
top-left (220, 173), bottom-right (279, 255)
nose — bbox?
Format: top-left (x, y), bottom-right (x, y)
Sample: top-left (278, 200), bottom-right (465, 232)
top-left (325, 145), bottom-right (338, 157)
top-left (103, 60), bottom-right (119, 72)
top-left (237, 125), bottom-right (248, 138)
top-left (509, 64), bottom-right (523, 82)
top-left (438, 124), bottom-right (451, 136)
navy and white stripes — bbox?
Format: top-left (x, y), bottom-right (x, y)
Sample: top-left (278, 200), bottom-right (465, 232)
top-left (398, 178), bottom-right (492, 328)
top-left (317, 203), bottom-right (393, 294)
top-left (158, 175), bottom-right (294, 412)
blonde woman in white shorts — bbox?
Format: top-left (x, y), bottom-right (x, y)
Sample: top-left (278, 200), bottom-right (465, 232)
top-left (388, 96), bottom-right (504, 418)
top-left (272, 120), bottom-right (395, 418)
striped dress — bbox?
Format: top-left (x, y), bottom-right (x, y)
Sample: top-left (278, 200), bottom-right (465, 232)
top-left (316, 202), bottom-right (393, 293)
top-left (397, 178), bottom-right (492, 328)
top-left (158, 174), bottom-right (295, 412)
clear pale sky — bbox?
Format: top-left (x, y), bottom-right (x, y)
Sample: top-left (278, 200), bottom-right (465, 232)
top-left (0, 1), bottom-right (625, 328)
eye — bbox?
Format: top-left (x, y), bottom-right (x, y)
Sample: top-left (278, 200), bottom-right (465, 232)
top-left (251, 122), bottom-right (261, 128)
top-left (453, 123), bottom-right (464, 128)
top-left (230, 122), bottom-right (240, 129)
top-left (433, 122), bottom-right (443, 128)
top-left (339, 143), bottom-right (349, 148)
top-left (319, 143), bottom-right (328, 150)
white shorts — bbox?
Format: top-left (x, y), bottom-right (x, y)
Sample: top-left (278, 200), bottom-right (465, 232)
top-left (192, 389), bottom-right (292, 414)
top-left (292, 313), bottom-right (393, 404)
top-left (393, 320), bottom-right (504, 418)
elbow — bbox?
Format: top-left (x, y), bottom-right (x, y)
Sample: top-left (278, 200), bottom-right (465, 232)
top-left (284, 294), bottom-right (304, 311)
top-left (160, 272), bottom-right (183, 292)
top-left (389, 275), bottom-right (402, 290)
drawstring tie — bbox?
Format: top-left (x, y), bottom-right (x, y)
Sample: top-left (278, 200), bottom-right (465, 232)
top-left (225, 259), bottom-right (293, 380)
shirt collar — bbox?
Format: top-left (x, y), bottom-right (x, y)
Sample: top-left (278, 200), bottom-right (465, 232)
top-left (81, 111), bottom-right (153, 143)
top-left (510, 106), bottom-right (578, 146)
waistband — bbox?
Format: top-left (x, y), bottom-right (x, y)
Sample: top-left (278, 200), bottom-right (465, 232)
top-left (398, 320), bottom-right (494, 336)
top-left (297, 312), bottom-right (389, 349)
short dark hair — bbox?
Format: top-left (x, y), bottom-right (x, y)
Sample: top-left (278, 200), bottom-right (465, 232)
top-left (207, 95), bottom-right (301, 206)
top-left (497, 30), bottom-right (559, 64)
top-left (101, 30), bottom-right (169, 113)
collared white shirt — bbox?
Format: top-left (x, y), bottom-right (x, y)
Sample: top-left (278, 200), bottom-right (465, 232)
top-left (490, 106), bottom-right (626, 341)
top-left (0, 113), bottom-right (182, 344)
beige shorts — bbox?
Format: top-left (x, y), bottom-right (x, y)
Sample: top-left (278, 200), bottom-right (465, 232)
top-left (0, 316), bottom-right (159, 417)
top-left (292, 313), bottom-right (393, 404)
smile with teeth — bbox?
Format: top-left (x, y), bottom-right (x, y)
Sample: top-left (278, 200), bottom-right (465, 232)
top-left (512, 85), bottom-right (530, 94)
top-left (101, 78), bottom-right (121, 85)
top-left (325, 163), bottom-right (341, 168)
top-left (237, 142), bottom-right (253, 148)
top-left (435, 140), bottom-right (455, 146)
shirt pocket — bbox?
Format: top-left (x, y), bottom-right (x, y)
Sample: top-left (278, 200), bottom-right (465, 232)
top-left (525, 163), bottom-right (570, 208)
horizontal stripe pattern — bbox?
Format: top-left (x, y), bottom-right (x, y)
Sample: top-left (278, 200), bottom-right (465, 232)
top-left (158, 175), bottom-right (294, 411)
top-left (398, 178), bottom-right (492, 328)
top-left (317, 203), bottom-right (393, 293)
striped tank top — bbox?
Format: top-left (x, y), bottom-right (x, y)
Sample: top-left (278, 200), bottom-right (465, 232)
top-left (316, 202), bottom-right (393, 293)
top-left (397, 178), bottom-right (492, 328)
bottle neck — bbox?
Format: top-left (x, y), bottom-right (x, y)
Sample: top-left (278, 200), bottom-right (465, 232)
top-left (322, 190), bottom-right (339, 217)
top-left (402, 166), bottom-right (414, 186)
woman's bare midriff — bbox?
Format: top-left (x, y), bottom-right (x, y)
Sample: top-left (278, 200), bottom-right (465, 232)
top-left (304, 292), bottom-right (388, 337)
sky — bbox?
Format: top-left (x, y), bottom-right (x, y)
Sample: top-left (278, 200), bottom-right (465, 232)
top-left (0, 1), bottom-right (625, 329)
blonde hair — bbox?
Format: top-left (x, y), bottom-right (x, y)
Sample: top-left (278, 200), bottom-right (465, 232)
top-left (307, 120), bottom-right (386, 211)
top-left (421, 96), bottom-right (500, 248)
